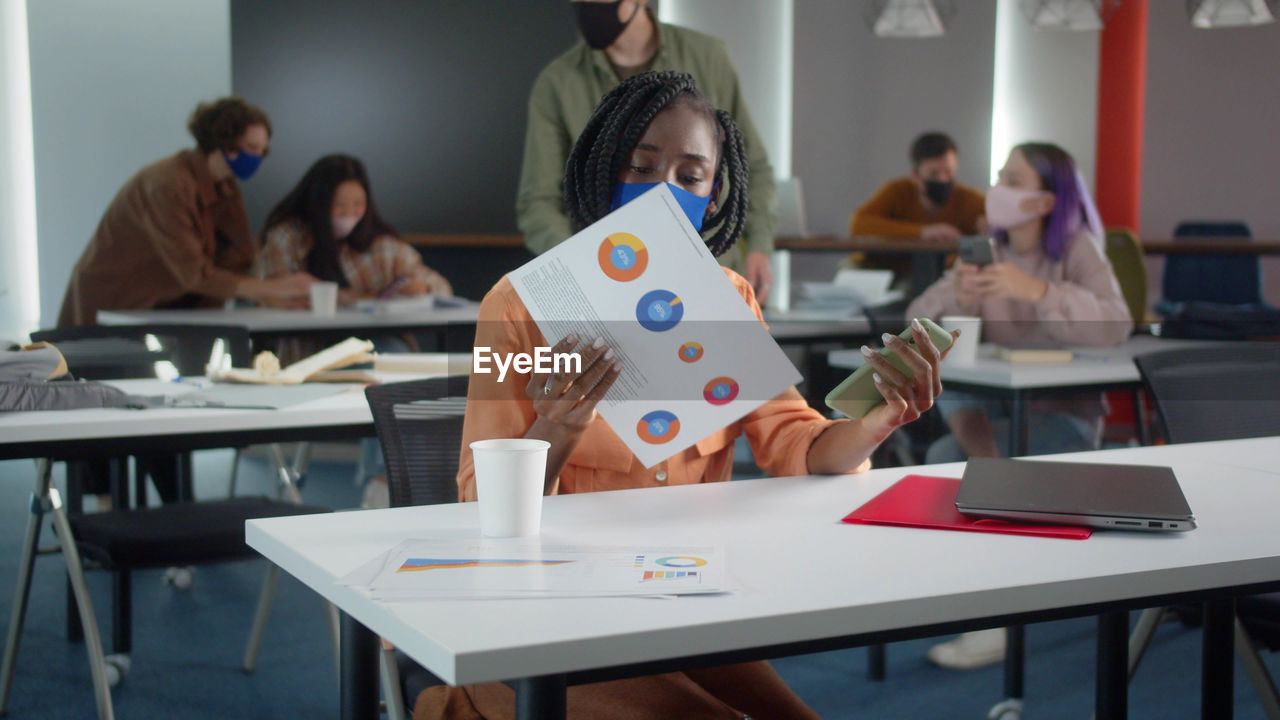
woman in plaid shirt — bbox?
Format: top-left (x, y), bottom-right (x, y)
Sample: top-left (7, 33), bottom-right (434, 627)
top-left (256, 154), bottom-right (451, 304)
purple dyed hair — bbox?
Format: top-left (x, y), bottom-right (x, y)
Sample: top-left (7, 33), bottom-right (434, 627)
top-left (995, 142), bottom-right (1102, 261)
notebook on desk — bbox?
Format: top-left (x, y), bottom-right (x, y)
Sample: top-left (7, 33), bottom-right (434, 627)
top-left (956, 458), bottom-right (1196, 532)
top-left (842, 474), bottom-right (1091, 539)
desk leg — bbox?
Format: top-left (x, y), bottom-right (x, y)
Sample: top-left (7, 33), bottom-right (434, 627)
top-left (1097, 611), bottom-right (1129, 720)
top-left (1004, 624), bottom-right (1025, 700)
top-left (340, 612), bottom-right (379, 720)
top-left (0, 461), bottom-right (52, 714)
top-left (514, 675), bottom-right (567, 720)
top-left (1009, 390), bottom-right (1029, 457)
top-left (867, 643), bottom-right (886, 681)
top-left (1203, 599), bottom-right (1235, 720)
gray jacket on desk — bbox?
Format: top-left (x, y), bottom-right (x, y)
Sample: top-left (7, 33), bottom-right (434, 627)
top-left (0, 341), bottom-right (135, 412)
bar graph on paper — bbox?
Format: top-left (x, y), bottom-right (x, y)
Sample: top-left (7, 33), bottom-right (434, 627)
top-left (341, 537), bottom-right (726, 600)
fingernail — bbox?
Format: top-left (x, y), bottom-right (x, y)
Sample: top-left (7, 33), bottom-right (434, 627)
top-left (603, 348), bottom-right (614, 361)
top-left (612, 360), bottom-right (623, 371)
top-left (881, 333), bottom-right (894, 345)
top-left (860, 345), bottom-right (874, 357)
top-left (911, 318), bottom-right (924, 333)
top-left (592, 336), bottom-right (604, 349)
top-left (566, 333), bottom-right (579, 345)
top-left (873, 373), bottom-right (883, 384)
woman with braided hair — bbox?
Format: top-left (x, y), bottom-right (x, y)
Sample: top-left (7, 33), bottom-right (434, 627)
top-left (421, 71), bottom-right (954, 720)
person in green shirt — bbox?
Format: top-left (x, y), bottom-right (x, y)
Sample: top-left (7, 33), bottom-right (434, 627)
top-left (516, 0), bottom-right (778, 303)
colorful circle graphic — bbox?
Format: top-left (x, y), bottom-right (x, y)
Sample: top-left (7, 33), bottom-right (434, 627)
top-left (656, 556), bottom-right (708, 568)
top-left (702, 377), bottom-right (739, 406)
top-left (677, 341), bottom-right (704, 363)
top-left (597, 233), bottom-right (648, 282)
top-left (636, 410), bottom-right (680, 445)
top-left (636, 290), bottom-right (684, 332)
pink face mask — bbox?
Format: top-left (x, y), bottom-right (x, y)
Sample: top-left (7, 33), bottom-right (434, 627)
top-left (985, 185), bottom-right (1051, 230)
top-left (331, 215), bottom-right (361, 239)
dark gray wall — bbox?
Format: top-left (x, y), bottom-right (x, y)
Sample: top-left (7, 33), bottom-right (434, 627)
top-left (231, 0), bottom-right (577, 235)
top-left (1140, 3), bottom-right (1280, 238)
top-left (792, 0), bottom-right (996, 236)
top-left (1138, 3), bottom-right (1280, 308)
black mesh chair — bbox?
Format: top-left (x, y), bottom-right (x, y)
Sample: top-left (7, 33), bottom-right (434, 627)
top-left (1, 324), bottom-right (330, 720)
top-left (1126, 344), bottom-right (1280, 717)
top-left (365, 375), bottom-right (469, 719)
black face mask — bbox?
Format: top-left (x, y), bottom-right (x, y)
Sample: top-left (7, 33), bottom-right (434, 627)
top-left (923, 179), bottom-right (954, 206)
top-left (573, 1), bottom-right (640, 50)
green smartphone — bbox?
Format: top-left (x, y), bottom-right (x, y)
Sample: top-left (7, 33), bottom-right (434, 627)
top-left (824, 317), bottom-right (954, 419)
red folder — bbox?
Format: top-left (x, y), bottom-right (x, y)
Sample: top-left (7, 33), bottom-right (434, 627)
top-left (842, 474), bottom-right (1092, 540)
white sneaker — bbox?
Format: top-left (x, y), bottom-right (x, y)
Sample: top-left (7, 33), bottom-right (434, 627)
top-left (361, 478), bottom-right (389, 509)
top-left (926, 628), bottom-right (1007, 669)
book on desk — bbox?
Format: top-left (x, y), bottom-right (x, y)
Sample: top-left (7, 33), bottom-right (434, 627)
top-left (996, 346), bottom-right (1074, 364)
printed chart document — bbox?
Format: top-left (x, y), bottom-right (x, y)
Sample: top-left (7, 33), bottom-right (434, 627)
top-left (340, 534), bottom-right (727, 601)
top-left (508, 184), bottom-right (801, 467)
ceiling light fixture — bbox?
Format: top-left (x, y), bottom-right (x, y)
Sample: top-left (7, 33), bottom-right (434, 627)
top-left (1188, 0), bottom-right (1277, 28)
top-left (1021, 0), bottom-right (1120, 31)
top-left (864, 0), bottom-right (956, 38)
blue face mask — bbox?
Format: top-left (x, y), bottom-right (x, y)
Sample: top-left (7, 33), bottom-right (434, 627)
top-left (222, 149), bottom-right (263, 181)
top-left (610, 181), bottom-right (713, 232)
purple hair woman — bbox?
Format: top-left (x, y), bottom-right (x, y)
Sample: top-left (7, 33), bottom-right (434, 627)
top-left (987, 142), bottom-right (1105, 260)
top-left (902, 141), bottom-right (1133, 669)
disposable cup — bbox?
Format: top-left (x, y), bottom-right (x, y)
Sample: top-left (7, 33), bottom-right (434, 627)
top-left (309, 282), bottom-right (338, 316)
top-left (470, 438), bottom-right (550, 537)
top-left (940, 316), bottom-right (982, 366)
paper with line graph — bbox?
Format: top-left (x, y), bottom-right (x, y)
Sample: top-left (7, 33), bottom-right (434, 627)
top-left (340, 535), bottom-right (726, 600)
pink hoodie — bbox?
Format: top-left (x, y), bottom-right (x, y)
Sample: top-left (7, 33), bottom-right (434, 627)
top-left (907, 230), bottom-right (1133, 347)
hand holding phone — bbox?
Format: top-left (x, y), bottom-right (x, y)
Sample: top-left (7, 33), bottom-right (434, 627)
top-left (825, 317), bottom-right (955, 420)
top-left (958, 236), bottom-right (995, 267)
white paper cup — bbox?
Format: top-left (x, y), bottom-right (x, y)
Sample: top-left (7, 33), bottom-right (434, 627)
top-left (940, 316), bottom-right (982, 366)
top-left (471, 438), bottom-right (550, 537)
top-left (309, 281), bottom-right (338, 316)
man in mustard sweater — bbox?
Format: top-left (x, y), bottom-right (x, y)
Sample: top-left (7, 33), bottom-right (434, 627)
top-left (851, 132), bottom-right (986, 242)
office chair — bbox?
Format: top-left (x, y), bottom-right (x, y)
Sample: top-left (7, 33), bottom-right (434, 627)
top-left (1104, 228), bottom-right (1148, 326)
top-left (1100, 229), bottom-right (1149, 445)
top-left (1127, 344), bottom-right (1280, 719)
top-left (1, 324), bottom-right (331, 720)
top-left (366, 375), bottom-right (469, 720)
top-left (1161, 220), bottom-right (1259, 306)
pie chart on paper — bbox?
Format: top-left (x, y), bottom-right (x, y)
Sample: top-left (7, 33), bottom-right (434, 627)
top-left (597, 233), bottom-right (648, 282)
top-left (702, 377), bottom-right (739, 406)
top-left (636, 290), bottom-right (684, 332)
top-left (636, 410), bottom-right (680, 444)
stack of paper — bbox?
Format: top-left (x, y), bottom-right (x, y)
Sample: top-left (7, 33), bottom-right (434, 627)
top-left (339, 534), bottom-right (727, 601)
top-left (800, 269), bottom-right (902, 309)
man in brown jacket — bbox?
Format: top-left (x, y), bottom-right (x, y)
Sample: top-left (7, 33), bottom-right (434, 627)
top-left (57, 97), bottom-right (314, 327)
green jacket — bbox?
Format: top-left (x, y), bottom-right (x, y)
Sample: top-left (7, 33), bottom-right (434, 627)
top-left (515, 19), bottom-right (777, 267)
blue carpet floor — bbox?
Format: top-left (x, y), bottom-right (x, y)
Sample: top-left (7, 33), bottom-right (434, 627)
top-left (0, 451), bottom-right (1275, 719)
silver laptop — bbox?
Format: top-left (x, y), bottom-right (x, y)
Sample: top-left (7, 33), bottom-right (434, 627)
top-left (956, 458), bottom-right (1197, 532)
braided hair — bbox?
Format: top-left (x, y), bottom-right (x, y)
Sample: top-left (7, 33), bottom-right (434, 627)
top-left (563, 70), bottom-right (749, 257)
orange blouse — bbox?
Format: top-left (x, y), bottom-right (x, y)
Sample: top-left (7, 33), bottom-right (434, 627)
top-left (456, 268), bottom-right (868, 502)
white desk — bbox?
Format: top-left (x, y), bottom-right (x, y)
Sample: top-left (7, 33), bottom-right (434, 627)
top-left (0, 368), bottom-right (466, 720)
top-left (0, 372), bottom-right (442, 462)
top-left (248, 438), bottom-right (1280, 720)
top-left (829, 335), bottom-right (1224, 455)
top-left (97, 303), bottom-right (482, 347)
top-left (763, 307), bottom-right (872, 341)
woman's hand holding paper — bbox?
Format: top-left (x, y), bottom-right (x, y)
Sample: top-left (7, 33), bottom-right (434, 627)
top-left (523, 333), bottom-right (623, 492)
